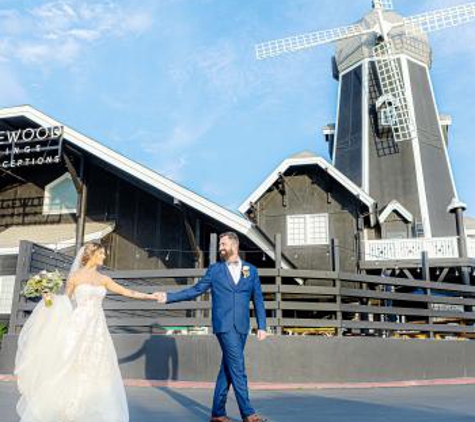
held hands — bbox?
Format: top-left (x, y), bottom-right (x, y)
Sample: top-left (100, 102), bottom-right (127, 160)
top-left (257, 329), bottom-right (267, 341)
top-left (152, 292), bottom-right (167, 303)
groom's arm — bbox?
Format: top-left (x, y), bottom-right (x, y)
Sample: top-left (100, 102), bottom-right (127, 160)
top-left (166, 266), bottom-right (214, 304)
top-left (252, 269), bottom-right (267, 332)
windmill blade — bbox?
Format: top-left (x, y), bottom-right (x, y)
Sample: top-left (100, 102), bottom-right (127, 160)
top-left (373, 0), bottom-right (394, 10)
top-left (255, 23), bottom-right (368, 60)
top-left (403, 2), bottom-right (475, 34)
top-left (373, 40), bottom-right (417, 143)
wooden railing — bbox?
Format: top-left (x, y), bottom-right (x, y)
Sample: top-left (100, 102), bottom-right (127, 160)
top-left (7, 239), bottom-right (475, 339)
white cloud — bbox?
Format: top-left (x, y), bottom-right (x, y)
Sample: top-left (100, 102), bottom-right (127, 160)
top-left (157, 155), bottom-right (189, 181)
top-left (0, 1), bottom-right (154, 66)
top-left (121, 109), bottom-right (225, 182)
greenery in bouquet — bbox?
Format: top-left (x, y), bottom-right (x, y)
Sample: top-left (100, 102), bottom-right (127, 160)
top-left (22, 270), bottom-right (65, 307)
top-left (0, 323), bottom-right (7, 342)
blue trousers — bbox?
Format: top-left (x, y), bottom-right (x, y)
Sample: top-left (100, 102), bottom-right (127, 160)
top-left (211, 328), bottom-right (255, 419)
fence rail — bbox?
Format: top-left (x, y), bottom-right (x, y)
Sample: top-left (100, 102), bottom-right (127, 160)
top-left (7, 239), bottom-right (475, 339)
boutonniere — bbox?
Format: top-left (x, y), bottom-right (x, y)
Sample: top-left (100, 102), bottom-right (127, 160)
top-left (242, 265), bottom-right (250, 279)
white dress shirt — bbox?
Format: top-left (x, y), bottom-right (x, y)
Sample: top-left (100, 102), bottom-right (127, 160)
top-left (226, 259), bottom-right (242, 284)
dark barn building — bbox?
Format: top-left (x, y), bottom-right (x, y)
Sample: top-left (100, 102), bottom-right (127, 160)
top-left (239, 151), bottom-right (376, 272)
top-left (0, 106), bottom-right (288, 320)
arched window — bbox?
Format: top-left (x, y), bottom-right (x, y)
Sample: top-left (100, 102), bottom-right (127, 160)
top-left (43, 173), bottom-right (78, 215)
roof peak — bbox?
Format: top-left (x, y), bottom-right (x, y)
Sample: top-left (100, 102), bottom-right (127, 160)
top-left (290, 150), bottom-right (318, 159)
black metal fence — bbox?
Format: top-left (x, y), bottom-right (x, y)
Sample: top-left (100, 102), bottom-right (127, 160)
top-left (8, 239), bottom-right (475, 339)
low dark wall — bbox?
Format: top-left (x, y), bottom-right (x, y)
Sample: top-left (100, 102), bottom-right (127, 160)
top-left (0, 314), bottom-right (9, 326)
top-left (2, 334), bottom-right (475, 383)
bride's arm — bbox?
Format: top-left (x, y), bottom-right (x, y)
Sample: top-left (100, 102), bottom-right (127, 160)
top-left (104, 276), bottom-right (157, 300)
top-left (65, 275), bottom-right (76, 298)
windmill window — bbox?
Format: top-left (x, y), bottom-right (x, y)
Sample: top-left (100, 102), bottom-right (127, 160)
top-left (287, 214), bottom-right (329, 246)
top-left (43, 173), bottom-right (78, 215)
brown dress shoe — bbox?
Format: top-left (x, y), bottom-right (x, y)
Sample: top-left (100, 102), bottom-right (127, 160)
top-left (243, 414), bottom-right (268, 422)
top-left (210, 417), bottom-right (232, 422)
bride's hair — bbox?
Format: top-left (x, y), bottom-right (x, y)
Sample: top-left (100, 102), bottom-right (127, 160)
top-left (80, 242), bottom-right (105, 266)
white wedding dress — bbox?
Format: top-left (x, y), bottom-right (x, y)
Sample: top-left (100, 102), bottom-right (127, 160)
top-left (14, 284), bottom-right (129, 422)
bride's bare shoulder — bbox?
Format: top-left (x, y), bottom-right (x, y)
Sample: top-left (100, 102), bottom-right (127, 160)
top-left (69, 268), bottom-right (86, 281)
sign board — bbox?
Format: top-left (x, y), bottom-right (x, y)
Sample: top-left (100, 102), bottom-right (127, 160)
top-left (0, 125), bottom-right (64, 169)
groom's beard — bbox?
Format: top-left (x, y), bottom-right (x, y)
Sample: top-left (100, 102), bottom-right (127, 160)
top-left (219, 248), bottom-right (234, 261)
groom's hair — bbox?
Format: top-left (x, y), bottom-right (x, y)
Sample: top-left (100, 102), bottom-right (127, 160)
top-left (219, 231), bottom-right (239, 246)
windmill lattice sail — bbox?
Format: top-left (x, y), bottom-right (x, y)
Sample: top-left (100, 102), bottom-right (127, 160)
top-left (373, 40), bottom-right (417, 143)
top-left (403, 2), bottom-right (475, 34)
top-left (255, 24), bottom-right (366, 60)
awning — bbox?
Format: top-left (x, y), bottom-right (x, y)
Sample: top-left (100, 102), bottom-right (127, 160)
top-left (0, 222), bottom-right (115, 255)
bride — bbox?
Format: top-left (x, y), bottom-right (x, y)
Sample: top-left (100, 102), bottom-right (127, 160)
top-left (14, 241), bottom-right (161, 422)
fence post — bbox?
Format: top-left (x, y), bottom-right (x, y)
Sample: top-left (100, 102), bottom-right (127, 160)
top-left (8, 241), bottom-right (33, 334)
top-left (421, 251), bottom-right (434, 339)
top-left (209, 233), bottom-right (218, 265)
top-left (275, 233), bottom-right (282, 335)
top-left (331, 239), bottom-right (343, 336)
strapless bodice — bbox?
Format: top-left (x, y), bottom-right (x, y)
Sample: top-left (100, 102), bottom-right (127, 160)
top-left (73, 284), bottom-right (106, 308)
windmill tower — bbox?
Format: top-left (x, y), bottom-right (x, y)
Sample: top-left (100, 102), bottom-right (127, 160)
top-left (256, 0), bottom-right (475, 238)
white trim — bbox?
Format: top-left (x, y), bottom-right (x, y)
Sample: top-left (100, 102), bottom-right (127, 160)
top-left (379, 200), bottom-right (414, 223)
top-left (238, 155), bottom-right (376, 216)
top-left (439, 115), bottom-right (452, 127)
top-left (42, 172), bottom-right (78, 215)
top-left (361, 59), bottom-right (370, 193)
top-left (339, 60), bottom-right (367, 77)
top-left (332, 65), bottom-right (344, 165)
top-left (372, 54), bottom-right (428, 70)
top-left (0, 106), bottom-right (290, 268)
top-left (400, 57), bottom-right (432, 238)
top-left (422, 60), bottom-right (459, 198)
top-left (339, 55), bottom-right (428, 78)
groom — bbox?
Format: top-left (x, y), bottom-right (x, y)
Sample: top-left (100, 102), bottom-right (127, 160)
top-left (158, 232), bottom-right (267, 422)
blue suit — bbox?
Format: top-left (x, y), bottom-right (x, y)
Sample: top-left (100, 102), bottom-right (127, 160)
top-left (166, 260), bottom-right (266, 418)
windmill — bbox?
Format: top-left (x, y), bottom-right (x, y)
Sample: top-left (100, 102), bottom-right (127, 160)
top-left (255, 0), bottom-right (475, 238)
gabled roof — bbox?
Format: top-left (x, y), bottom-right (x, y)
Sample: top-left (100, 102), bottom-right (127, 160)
top-left (238, 152), bottom-right (377, 224)
top-left (379, 200), bottom-right (414, 224)
top-left (0, 105), bottom-right (290, 266)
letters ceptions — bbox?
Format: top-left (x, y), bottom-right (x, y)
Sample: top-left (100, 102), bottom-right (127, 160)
top-left (0, 125), bottom-right (64, 169)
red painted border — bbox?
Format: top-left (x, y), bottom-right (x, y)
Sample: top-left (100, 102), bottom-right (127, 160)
top-left (3, 374), bottom-right (475, 390)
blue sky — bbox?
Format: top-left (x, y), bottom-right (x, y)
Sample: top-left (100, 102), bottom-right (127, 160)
top-left (1, 0), bottom-right (474, 215)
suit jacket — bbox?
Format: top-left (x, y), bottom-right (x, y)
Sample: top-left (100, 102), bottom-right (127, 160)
top-left (166, 261), bottom-right (266, 334)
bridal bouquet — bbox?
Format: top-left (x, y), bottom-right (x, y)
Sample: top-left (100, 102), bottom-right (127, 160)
top-left (22, 270), bottom-right (65, 307)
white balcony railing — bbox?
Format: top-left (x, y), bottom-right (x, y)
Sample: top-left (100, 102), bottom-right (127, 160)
top-left (364, 237), bottom-right (460, 261)
top-left (468, 237), bottom-right (475, 258)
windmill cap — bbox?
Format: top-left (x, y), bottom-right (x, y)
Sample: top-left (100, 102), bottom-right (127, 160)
top-left (447, 197), bottom-right (467, 213)
top-left (334, 9), bottom-right (431, 74)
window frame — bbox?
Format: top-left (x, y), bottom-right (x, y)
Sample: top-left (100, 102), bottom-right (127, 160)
top-left (286, 213), bottom-right (329, 246)
top-left (42, 173), bottom-right (78, 215)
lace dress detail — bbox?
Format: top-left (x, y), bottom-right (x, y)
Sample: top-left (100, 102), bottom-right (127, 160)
top-left (15, 284), bottom-right (129, 422)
